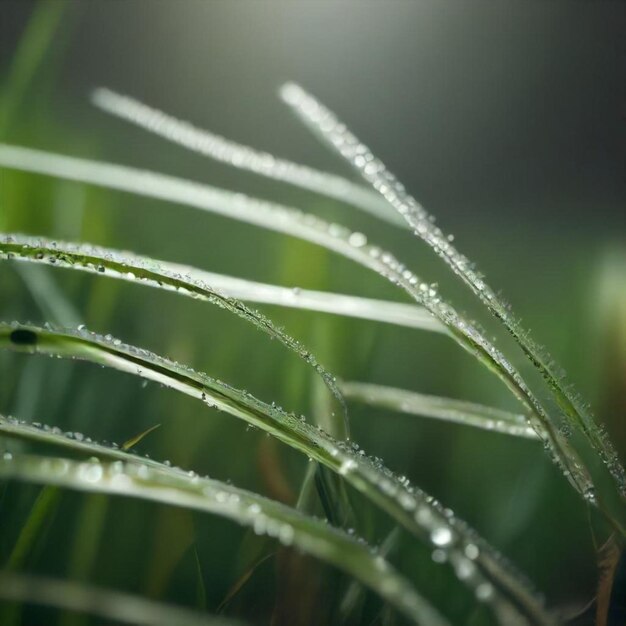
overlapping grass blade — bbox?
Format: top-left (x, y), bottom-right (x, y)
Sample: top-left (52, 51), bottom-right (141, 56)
top-left (0, 572), bottom-right (241, 626)
top-left (3, 232), bottom-right (444, 334)
top-left (279, 82), bottom-right (626, 505)
top-left (341, 382), bottom-right (538, 440)
top-left (0, 448), bottom-right (447, 626)
top-left (167, 264), bottom-right (444, 334)
top-left (91, 88), bottom-right (404, 228)
top-left (0, 0), bottom-right (68, 136)
top-left (0, 145), bottom-right (599, 513)
top-left (0, 322), bottom-right (555, 626)
top-left (0, 233), bottom-right (346, 429)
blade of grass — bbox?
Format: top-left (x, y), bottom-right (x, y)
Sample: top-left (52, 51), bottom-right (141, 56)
top-left (339, 528), bottom-right (402, 624)
top-left (4, 231), bottom-right (446, 334)
top-left (58, 494), bottom-right (109, 626)
top-left (0, 485), bottom-right (60, 626)
top-left (4, 484), bottom-right (59, 570)
top-left (0, 572), bottom-right (242, 626)
top-left (0, 324), bottom-right (556, 626)
top-left (0, 233), bottom-right (347, 432)
top-left (13, 263), bottom-right (83, 328)
top-left (0, 147), bottom-right (593, 505)
top-left (280, 82), bottom-right (626, 505)
top-left (0, 0), bottom-right (69, 137)
top-left (0, 448), bottom-right (449, 626)
top-left (340, 381), bottom-right (539, 440)
top-left (122, 423), bottom-right (161, 451)
top-left (91, 88), bottom-right (404, 228)
top-left (176, 268), bottom-right (445, 334)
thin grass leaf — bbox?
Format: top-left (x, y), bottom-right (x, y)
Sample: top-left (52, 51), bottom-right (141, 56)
top-left (4, 484), bottom-right (59, 570)
top-left (280, 82), bottom-right (626, 506)
top-left (0, 323), bottom-right (555, 626)
top-left (13, 264), bottom-right (82, 328)
top-left (0, 0), bottom-right (68, 136)
top-left (339, 527), bottom-right (402, 625)
top-left (91, 88), bottom-right (404, 228)
top-left (6, 231), bottom-right (445, 334)
top-left (167, 264), bottom-right (445, 334)
top-left (0, 233), bottom-right (346, 429)
top-left (0, 572), bottom-right (241, 626)
top-left (0, 450), bottom-right (448, 626)
top-left (0, 146), bottom-right (600, 519)
top-left (216, 552), bottom-right (276, 614)
top-left (341, 381), bottom-right (539, 440)
top-left (122, 423), bottom-right (161, 450)
top-left (58, 494), bottom-right (109, 626)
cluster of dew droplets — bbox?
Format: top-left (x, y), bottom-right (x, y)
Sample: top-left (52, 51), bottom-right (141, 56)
top-left (0, 424), bottom-right (310, 556)
top-left (278, 85), bottom-right (603, 504)
top-left (0, 323), bottom-right (548, 623)
top-left (328, 438), bottom-right (542, 615)
top-left (0, 234), bottom-right (347, 424)
top-left (286, 188), bottom-right (594, 499)
top-left (281, 83), bottom-right (626, 502)
top-left (91, 88), bottom-right (399, 227)
top-left (279, 84), bottom-right (499, 321)
top-left (0, 431), bottom-right (453, 625)
top-left (2, 136), bottom-right (621, 494)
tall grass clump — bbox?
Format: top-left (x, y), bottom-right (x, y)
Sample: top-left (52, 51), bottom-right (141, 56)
top-left (1, 6), bottom-right (624, 625)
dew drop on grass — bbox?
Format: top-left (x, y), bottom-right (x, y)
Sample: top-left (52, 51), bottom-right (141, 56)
top-left (464, 543), bottom-right (480, 560)
top-left (430, 527), bottom-right (453, 547)
top-left (79, 461), bottom-right (103, 483)
top-left (476, 583), bottom-right (495, 602)
top-left (432, 549), bottom-right (447, 564)
top-left (348, 231), bottom-right (367, 248)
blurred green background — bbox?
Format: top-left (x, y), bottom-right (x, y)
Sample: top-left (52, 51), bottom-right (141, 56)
top-left (0, 1), bottom-right (625, 624)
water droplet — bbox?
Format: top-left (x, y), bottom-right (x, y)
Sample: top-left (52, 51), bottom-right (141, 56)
top-left (430, 526), bottom-right (453, 547)
top-left (348, 232), bottom-right (367, 248)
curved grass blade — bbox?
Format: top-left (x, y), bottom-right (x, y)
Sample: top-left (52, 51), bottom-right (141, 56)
top-left (0, 450), bottom-right (448, 626)
top-left (341, 381), bottom-right (539, 440)
top-left (4, 484), bottom-right (59, 570)
top-left (0, 146), bottom-right (600, 514)
top-left (280, 82), bottom-right (626, 503)
top-left (4, 232), bottom-right (445, 334)
top-left (91, 88), bottom-right (404, 228)
top-left (0, 233), bottom-right (346, 431)
top-left (166, 262), bottom-right (445, 334)
top-left (0, 323), bottom-right (555, 626)
top-left (14, 263), bottom-right (82, 328)
top-left (0, 572), bottom-right (241, 626)
top-left (0, 0), bottom-right (68, 136)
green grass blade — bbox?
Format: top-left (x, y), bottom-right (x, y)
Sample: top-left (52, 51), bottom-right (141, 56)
top-left (6, 231), bottom-right (445, 334)
top-left (0, 0), bottom-right (68, 136)
top-left (166, 264), bottom-right (445, 334)
top-left (0, 449), bottom-right (448, 626)
top-left (0, 572), bottom-right (242, 626)
top-left (58, 494), bottom-right (109, 626)
top-left (0, 146), bottom-right (598, 517)
top-left (341, 381), bottom-right (539, 440)
top-left (91, 88), bottom-right (404, 228)
top-left (1, 149), bottom-right (601, 506)
top-left (279, 82), bottom-right (626, 506)
top-left (0, 233), bottom-right (346, 428)
top-left (13, 263), bottom-right (83, 328)
top-left (0, 323), bottom-right (555, 626)
top-left (4, 484), bottom-right (59, 570)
